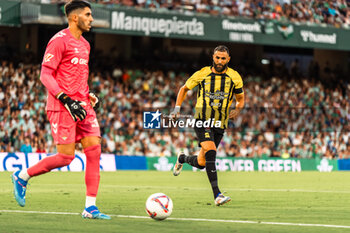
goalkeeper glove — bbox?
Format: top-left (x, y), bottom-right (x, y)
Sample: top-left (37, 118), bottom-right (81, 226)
top-left (89, 92), bottom-right (100, 111)
top-left (57, 92), bottom-right (87, 122)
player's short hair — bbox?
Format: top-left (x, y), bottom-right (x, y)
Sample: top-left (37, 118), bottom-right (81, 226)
top-left (64, 0), bottom-right (91, 17)
top-left (213, 45), bottom-right (230, 56)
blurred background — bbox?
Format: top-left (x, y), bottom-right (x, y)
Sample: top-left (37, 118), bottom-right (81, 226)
top-left (0, 0), bottom-right (349, 161)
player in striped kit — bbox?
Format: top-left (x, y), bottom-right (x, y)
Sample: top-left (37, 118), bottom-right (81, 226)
top-left (172, 45), bottom-right (245, 206)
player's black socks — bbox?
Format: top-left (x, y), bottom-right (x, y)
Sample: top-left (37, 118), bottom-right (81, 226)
top-left (183, 155), bottom-right (205, 169)
top-left (178, 154), bottom-right (186, 163)
top-left (205, 150), bottom-right (221, 198)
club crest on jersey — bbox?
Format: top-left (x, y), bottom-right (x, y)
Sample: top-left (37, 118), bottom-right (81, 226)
top-left (44, 53), bottom-right (54, 63)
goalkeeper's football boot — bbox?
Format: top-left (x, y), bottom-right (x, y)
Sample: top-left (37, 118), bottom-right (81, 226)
top-left (215, 193), bottom-right (231, 206)
top-left (11, 170), bottom-right (28, 207)
top-left (82, 205), bottom-right (111, 220)
top-left (173, 151), bottom-right (185, 176)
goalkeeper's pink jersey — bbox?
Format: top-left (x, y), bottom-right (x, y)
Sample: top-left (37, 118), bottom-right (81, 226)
top-left (42, 28), bottom-right (90, 111)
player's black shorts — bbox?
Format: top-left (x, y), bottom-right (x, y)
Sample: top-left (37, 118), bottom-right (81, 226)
top-left (194, 120), bottom-right (225, 148)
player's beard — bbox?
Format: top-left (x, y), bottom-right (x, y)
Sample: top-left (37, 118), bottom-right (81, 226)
top-left (213, 61), bottom-right (228, 73)
top-left (77, 18), bottom-right (90, 32)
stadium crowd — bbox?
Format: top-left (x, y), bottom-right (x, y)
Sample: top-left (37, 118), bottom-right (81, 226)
top-left (0, 57), bottom-right (349, 159)
top-left (46, 0), bottom-right (350, 28)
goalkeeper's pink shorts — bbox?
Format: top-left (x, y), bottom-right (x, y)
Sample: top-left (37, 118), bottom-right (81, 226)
top-left (47, 107), bottom-right (100, 145)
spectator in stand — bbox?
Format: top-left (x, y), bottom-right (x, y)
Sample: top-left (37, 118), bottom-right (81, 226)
top-left (20, 137), bottom-right (33, 153)
top-left (94, 0), bottom-right (350, 28)
top-left (42, 0), bottom-right (350, 27)
top-left (1, 130), bottom-right (10, 152)
top-left (36, 140), bottom-right (47, 153)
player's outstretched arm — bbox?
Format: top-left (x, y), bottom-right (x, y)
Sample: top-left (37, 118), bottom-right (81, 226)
top-left (170, 85), bottom-right (189, 118)
top-left (57, 92), bottom-right (87, 122)
top-left (229, 92), bottom-right (245, 120)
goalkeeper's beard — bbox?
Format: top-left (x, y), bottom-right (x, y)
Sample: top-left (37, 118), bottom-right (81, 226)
top-left (78, 18), bottom-right (91, 32)
top-left (213, 62), bottom-right (228, 73)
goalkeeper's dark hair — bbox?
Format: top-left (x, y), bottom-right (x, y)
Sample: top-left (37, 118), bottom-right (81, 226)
top-left (213, 45), bottom-right (230, 56)
top-left (64, 0), bottom-right (91, 16)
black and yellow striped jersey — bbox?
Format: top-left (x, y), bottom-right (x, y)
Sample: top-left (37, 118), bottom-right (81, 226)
top-left (185, 66), bottom-right (243, 129)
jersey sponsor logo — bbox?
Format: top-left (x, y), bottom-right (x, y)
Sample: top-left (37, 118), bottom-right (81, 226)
top-left (44, 53), bottom-right (54, 63)
top-left (52, 123), bottom-right (58, 134)
top-left (71, 57), bottom-right (79, 64)
top-left (79, 58), bottom-right (88, 65)
top-left (204, 90), bottom-right (230, 100)
top-left (71, 57), bottom-right (88, 65)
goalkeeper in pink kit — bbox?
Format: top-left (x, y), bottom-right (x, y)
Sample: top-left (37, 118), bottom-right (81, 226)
top-left (11, 0), bottom-right (110, 219)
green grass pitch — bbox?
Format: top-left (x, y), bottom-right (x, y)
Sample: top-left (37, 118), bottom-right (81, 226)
top-left (1, 171), bottom-right (350, 233)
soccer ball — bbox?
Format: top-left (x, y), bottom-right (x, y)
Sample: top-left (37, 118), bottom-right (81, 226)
top-left (145, 193), bottom-right (173, 221)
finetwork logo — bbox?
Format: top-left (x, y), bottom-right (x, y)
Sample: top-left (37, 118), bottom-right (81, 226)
top-left (143, 110), bottom-right (162, 129)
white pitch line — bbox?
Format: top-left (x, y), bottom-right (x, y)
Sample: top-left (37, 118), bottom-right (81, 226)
top-left (1, 210), bottom-right (350, 229)
top-left (0, 210), bottom-right (79, 215)
top-left (227, 188), bottom-right (350, 194)
top-left (11, 183), bottom-right (350, 194)
top-left (103, 185), bottom-right (350, 194)
top-left (2, 186), bottom-right (350, 195)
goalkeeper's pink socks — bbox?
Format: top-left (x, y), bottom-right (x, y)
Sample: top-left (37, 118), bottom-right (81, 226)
top-left (84, 144), bottom-right (101, 197)
top-left (20, 144), bottom-right (101, 207)
top-left (27, 153), bottom-right (75, 177)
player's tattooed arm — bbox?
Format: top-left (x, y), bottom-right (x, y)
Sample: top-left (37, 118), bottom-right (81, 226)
top-left (229, 92), bottom-right (244, 120)
top-left (170, 85), bottom-right (189, 119)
